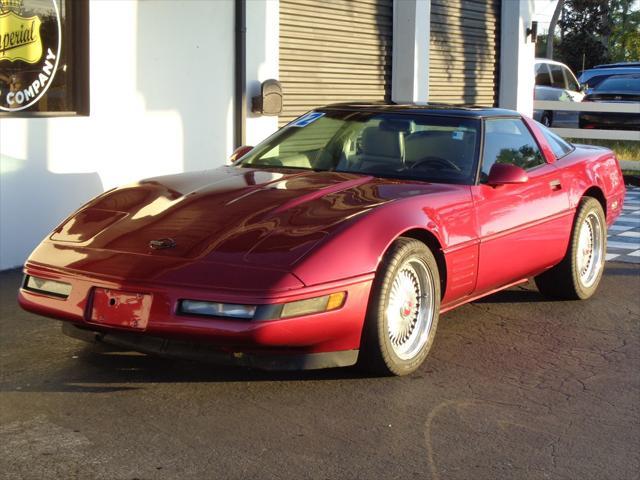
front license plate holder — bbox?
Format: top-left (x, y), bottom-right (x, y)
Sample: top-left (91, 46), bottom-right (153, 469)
top-left (90, 288), bottom-right (152, 330)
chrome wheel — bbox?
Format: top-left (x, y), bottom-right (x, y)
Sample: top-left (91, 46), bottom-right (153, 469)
top-left (576, 211), bottom-right (604, 288)
top-left (386, 256), bottom-right (435, 360)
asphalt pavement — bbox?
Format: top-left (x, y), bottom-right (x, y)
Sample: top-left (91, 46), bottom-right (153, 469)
top-left (1, 264), bottom-right (639, 480)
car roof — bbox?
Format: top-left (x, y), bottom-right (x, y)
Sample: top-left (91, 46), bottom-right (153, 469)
top-left (579, 66), bottom-right (640, 77)
top-left (320, 102), bottom-right (519, 119)
top-left (594, 62), bottom-right (640, 68)
top-left (534, 58), bottom-right (571, 67)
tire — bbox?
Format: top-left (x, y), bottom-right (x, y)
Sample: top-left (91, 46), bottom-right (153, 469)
top-left (359, 238), bottom-right (440, 376)
top-left (534, 197), bottom-right (606, 300)
top-left (541, 111), bottom-right (553, 127)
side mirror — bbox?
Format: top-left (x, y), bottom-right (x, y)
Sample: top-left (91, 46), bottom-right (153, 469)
top-left (229, 145), bottom-right (253, 164)
top-left (487, 163), bottom-right (528, 186)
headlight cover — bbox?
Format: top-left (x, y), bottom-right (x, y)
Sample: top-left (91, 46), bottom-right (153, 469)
top-left (178, 292), bottom-right (346, 321)
top-left (179, 300), bottom-right (257, 319)
top-left (24, 276), bottom-right (72, 299)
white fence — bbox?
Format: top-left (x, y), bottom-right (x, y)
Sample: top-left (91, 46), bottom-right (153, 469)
top-left (533, 100), bottom-right (640, 142)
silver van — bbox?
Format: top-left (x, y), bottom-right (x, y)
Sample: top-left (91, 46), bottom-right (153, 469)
top-left (533, 59), bottom-right (584, 127)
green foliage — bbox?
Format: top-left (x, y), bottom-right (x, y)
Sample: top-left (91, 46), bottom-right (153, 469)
top-left (557, 0), bottom-right (610, 72)
top-left (608, 0), bottom-right (640, 62)
top-left (536, 34), bottom-right (550, 58)
top-left (566, 139), bottom-right (640, 161)
top-left (554, 0), bottom-right (639, 72)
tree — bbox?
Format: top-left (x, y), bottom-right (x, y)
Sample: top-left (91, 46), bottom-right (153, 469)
top-left (556, 0), bottom-right (611, 72)
top-left (608, 0), bottom-right (640, 61)
top-left (546, 0), bottom-right (565, 59)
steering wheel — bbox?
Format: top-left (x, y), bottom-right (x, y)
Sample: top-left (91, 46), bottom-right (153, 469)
top-left (410, 156), bottom-right (461, 172)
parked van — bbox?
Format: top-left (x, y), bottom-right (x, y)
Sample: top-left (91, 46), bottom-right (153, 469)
top-left (533, 58), bottom-right (584, 127)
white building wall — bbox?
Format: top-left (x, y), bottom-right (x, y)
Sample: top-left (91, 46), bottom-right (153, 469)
top-left (499, 0), bottom-right (537, 116)
top-left (245, 0), bottom-right (280, 147)
top-left (0, 0), bottom-right (235, 270)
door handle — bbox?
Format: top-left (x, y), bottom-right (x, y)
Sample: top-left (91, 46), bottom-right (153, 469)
top-left (549, 180), bottom-right (562, 191)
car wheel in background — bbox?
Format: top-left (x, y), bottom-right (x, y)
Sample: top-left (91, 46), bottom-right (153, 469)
top-left (541, 111), bottom-right (553, 127)
top-left (535, 197), bottom-right (606, 300)
top-left (359, 238), bottom-right (440, 376)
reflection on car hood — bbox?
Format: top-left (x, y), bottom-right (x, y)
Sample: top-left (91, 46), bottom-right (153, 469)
top-left (47, 166), bottom-right (444, 268)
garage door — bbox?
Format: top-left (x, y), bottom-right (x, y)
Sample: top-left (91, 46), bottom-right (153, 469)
top-left (429, 0), bottom-right (501, 106)
top-left (279, 0), bottom-right (393, 126)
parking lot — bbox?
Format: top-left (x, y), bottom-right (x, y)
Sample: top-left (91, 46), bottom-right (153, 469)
top-left (1, 260), bottom-right (638, 480)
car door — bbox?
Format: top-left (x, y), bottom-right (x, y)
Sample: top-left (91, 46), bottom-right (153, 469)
top-left (471, 117), bottom-right (571, 294)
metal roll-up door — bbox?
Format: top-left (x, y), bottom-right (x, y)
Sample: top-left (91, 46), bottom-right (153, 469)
top-left (429, 0), bottom-right (501, 106)
top-left (279, 0), bottom-right (393, 126)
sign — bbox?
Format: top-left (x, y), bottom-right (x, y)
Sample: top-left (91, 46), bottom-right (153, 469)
top-left (291, 111), bottom-right (325, 127)
top-left (0, 0), bottom-right (61, 112)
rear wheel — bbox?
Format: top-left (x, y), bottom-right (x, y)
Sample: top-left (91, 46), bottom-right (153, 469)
top-left (541, 111), bottom-right (553, 127)
top-left (535, 197), bottom-right (606, 300)
top-left (359, 238), bottom-right (440, 376)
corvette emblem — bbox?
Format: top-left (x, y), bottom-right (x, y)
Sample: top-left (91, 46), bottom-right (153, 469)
top-left (149, 238), bottom-right (176, 250)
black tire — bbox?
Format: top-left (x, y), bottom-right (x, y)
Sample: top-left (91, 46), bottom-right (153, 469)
top-left (534, 197), bottom-right (606, 300)
top-left (541, 111), bottom-right (553, 127)
top-left (358, 238), bottom-right (441, 376)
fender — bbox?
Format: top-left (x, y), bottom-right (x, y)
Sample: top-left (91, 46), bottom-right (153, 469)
top-left (292, 186), bottom-right (478, 303)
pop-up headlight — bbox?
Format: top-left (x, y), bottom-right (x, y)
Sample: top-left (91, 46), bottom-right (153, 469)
top-left (24, 276), bottom-right (72, 299)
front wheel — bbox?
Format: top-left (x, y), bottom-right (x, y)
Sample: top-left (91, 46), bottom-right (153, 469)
top-left (359, 238), bottom-right (440, 376)
top-left (535, 197), bottom-right (606, 300)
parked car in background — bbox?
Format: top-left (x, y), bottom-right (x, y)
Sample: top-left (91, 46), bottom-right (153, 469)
top-left (534, 59), bottom-right (584, 127)
top-left (579, 74), bottom-right (640, 130)
top-left (578, 63), bottom-right (640, 91)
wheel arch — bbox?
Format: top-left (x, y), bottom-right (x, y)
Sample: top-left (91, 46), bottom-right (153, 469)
top-left (398, 228), bottom-right (447, 300)
top-left (583, 186), bottom-right (607, 218)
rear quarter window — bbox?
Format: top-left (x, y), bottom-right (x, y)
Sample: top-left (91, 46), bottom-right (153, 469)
top-left (537, 123), bottom-right (574, 159)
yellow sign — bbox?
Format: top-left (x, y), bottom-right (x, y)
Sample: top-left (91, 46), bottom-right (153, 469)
top-left (0, 11), bottom-right (42, 63)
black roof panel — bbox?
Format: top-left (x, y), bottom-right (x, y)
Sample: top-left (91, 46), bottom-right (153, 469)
top-left (320, 101), bottom-right (520, 118)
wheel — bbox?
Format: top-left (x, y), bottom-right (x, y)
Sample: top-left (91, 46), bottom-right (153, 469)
top-left (535, 197), bottom-right (606, 300)
top-left (359, 238), bottom-right (440, 376)
top-left (541, 111), bottom-right (553, 127)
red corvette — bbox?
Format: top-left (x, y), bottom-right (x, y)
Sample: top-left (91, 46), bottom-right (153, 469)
top-left (18, 104), bottom-right (626, 375)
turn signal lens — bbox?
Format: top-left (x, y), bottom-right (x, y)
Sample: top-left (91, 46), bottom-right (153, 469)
top-left (280, 292), bottom-right (346, 319)
top-left (326, 292), bottom-right (347, 310)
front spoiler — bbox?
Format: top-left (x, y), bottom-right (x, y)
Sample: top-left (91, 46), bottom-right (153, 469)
top-left (62, 322), bottom-right (359, 371)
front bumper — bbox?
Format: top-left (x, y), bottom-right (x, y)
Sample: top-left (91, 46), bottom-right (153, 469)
top-left (18, 264), bottom-right (374, 360)
top-left (62, 322), bottom-right (359, 370)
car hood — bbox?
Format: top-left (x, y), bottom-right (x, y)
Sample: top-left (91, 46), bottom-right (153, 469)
top-left (46, 166), bottom-right (435, 269)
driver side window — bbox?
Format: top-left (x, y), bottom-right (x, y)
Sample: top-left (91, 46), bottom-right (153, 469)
top-left (481, 118), bottom-right (546, 181)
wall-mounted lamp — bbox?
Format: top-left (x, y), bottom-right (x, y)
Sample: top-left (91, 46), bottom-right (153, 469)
top-left (526, 21), bottom-right (538, 43)
top-left (252, 79), bottom-right (282, 116)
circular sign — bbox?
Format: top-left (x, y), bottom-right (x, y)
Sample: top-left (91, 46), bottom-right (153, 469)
top-left (0, 0), bottom-right (62, 112)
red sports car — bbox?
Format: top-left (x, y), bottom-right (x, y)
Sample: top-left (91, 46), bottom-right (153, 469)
top-left (18, 104), bottom-right (626, 376)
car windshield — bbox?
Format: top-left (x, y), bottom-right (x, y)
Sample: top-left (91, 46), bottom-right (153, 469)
top-left (238, 110), bottom-right (481, 185)
top-left (595, 75), bottom-right (640, 93)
